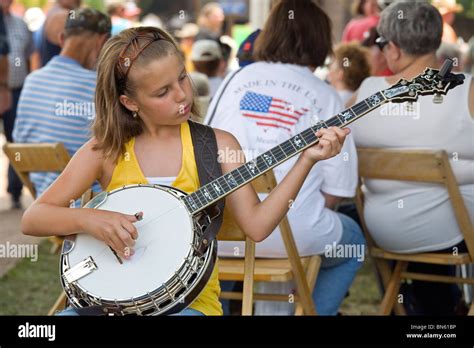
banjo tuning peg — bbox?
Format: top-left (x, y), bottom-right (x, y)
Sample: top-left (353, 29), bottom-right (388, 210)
top-left (433, 94), bottom-right (443, 104)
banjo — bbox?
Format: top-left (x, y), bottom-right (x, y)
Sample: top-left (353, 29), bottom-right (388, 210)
top-left (60, 60), bottom-right (464, 315)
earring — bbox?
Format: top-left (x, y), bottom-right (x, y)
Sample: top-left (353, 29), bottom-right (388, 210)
top-left (132, 110), bottom-right (138, 118)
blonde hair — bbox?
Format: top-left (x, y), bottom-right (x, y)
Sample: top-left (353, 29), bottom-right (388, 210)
top-left (93, 27), bottom-right (199, 162)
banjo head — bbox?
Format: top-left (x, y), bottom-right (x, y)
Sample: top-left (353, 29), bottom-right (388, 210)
top-left (61, 184), bottom-right (208, 311)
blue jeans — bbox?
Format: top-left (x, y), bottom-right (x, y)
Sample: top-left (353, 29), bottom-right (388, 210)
top-left (3, 87), bottom-right (23, 200)
top-left (221, 213), bottom-right (365, 316)
top-left (55, 307), bottom-right (204, 316)
top-left (313, 213), bottom-right (365, 315)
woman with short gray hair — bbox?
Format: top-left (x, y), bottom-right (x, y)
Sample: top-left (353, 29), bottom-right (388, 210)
top-left (348, 1), bottom-right (474, 315)
top-left (377, 1), bottom-right (442, 57)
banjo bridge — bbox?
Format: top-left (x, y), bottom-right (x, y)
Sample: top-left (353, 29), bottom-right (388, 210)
top-left (62, 256), bottom-right (97, 284)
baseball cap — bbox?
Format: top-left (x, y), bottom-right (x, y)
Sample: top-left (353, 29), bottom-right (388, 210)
top-left (237, 29), bottom-right (260, 67)
top-left (191, 40), bottom-right (222, 61)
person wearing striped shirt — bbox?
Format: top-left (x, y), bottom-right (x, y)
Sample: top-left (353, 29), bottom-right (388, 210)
top-left (13, 8), bottom-right (111, 197)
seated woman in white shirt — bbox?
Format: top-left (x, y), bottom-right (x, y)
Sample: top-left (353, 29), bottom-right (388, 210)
top-left (348, 2), bottom-right (474, 314)
top-left (326, 42), bottom-right (371, 105)
top-left (204, 0), bottom-right (365, 315)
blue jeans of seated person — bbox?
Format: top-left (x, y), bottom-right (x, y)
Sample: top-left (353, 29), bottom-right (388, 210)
top-left (221, 212), bottom-right (365, 315)
top-left (55, 307), bottom-right (204, 316)
top-left (313, 213), bottom-right (365, 315)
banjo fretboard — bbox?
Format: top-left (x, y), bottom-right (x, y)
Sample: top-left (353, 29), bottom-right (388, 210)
top-left (182, 91), bottom-right (387, 214)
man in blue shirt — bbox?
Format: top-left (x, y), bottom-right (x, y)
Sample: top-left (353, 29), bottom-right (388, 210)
top-left (13, 8), bottom-right (110, 198)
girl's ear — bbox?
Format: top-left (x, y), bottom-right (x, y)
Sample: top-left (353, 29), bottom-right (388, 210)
top-left (119, 94), bottom-right (138, 113)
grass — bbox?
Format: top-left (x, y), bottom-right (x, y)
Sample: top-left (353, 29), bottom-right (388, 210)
top-left (0, 241), bottom-right (381, 315)
top-left (340, 258), bottom-right (381, 315)
top-left (0, 241), bottom-right (62, 315)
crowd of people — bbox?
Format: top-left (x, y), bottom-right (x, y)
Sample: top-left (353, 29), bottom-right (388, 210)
top-left (0, 0), bottom-right (472, 316)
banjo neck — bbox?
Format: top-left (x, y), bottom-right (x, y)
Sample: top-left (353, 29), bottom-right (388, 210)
top-left (182, 91), bottom-right (387, 215)
top-left (181, 60), bottom-right (465, 215)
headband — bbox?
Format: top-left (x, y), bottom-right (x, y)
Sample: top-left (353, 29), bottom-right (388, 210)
top-left (116, 31), bottom-right (163, 90)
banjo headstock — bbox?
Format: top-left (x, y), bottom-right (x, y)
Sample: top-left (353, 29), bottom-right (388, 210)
top-left (382, 59), bottom-right (465, 104)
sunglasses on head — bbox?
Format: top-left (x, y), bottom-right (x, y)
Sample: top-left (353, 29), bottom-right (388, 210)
top-left (375, 36), bottom-right (389, 51)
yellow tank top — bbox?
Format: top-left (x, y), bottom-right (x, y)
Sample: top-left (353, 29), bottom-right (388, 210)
top-left (106, 121), bottom-right (222, 316)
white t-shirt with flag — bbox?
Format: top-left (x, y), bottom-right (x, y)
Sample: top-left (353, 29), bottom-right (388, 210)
top-left (204, 62), bottom-right (358, 257)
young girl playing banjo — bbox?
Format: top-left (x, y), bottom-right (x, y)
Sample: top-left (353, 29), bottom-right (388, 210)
top-left (21, 27), bottom-right (349, 316)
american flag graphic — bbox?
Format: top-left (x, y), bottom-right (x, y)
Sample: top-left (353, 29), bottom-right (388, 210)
top-left (239, 91), bottom-right (309, 131)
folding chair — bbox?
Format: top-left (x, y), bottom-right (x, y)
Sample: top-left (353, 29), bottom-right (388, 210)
top-left (3, 142), bottom-right (71, 253)
top-left (354, 148), bottom-right (474, 315)
top-left (218, 170), bottom-right (321, 315)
